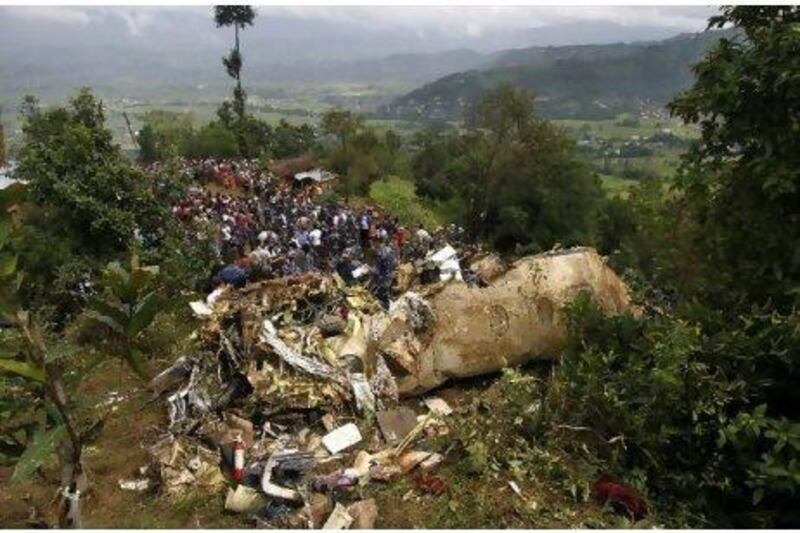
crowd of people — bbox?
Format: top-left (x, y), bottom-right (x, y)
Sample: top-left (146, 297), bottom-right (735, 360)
top-left (163, 159), bottom-right (466, 308)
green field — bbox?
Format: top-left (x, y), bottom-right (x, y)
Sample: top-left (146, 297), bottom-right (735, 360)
top-left (598, 173), bottom-right (637, 198)
top-left (554, 115), bottom-right (699, 141)
top-left (369, 175), bottom-right (460, 230)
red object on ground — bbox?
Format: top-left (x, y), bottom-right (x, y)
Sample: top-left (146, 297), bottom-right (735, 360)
top-left (591, 475), bottom-right (648, 520)
top-left (232, 435), bottom-right (246, 483)
top-left (413, 473), bottom-right (447, 496)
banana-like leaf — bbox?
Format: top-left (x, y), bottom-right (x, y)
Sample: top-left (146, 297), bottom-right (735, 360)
top-left (0, 183), bottom-right (27, 212)
top-left (123, 348), bottom-right (149, 380)
top-left (10, 425), bottom-right (66, 485)
top-left (126, 290), bottom-right (162, 337)
top-left (87, 296), bottom-right (130, 328)
top-left (0, 359), bottom-right (46, 382)
top-left (0, 294), bottom-right (18, 320)
top-left (0, 219), bottom-right (9, 248)
top-left (0, 253), bottom-right (17, 278)
top-left (83, 310), bottom-right (125, 334)
top-left (103, 262), bottom-right (132, 303)
top-left (128, 266), bottom-right (159, 296)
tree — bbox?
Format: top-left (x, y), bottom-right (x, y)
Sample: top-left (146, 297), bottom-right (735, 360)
top-left (15, 88), bottom-right (169, 255)
top-left (411, 85), bottom-right (603, 251)
top-left (137, 124), bottom-right (158, 164)
top-left (271, 119), bottom-right (315, 159)
top-left (541, 8), bottom-right (800, 527)
top-left (321, 108), bottom-right (363, 151)
top-left (668, 6), bottom-right (800, 308)
top-left (0, 208), bottom-right (85, 527)
top-left (214, 6), bottom-right (256, 125)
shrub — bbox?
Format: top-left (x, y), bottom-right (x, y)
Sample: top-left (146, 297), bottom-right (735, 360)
top-left (546, 293), bottom-right (800, 526)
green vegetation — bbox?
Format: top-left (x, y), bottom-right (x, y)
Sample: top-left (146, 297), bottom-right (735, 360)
top-left (83, 255), bottom-right (164, 379)
top-left (597, 174), bottom-right (635, 198)
top-left (368, 176), bottom-right (454, 229)
top-left (536, 7), bottom-right (800, 527)
top-left (410, 85), bottom-right (604, 252)
top-left (2, 5), bottom-right (800, 529)
top-left (385, 29), bottom-right (731, 121)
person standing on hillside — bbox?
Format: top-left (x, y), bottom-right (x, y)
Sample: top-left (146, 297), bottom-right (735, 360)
top-left (373, 239), bottom-right (396, 310)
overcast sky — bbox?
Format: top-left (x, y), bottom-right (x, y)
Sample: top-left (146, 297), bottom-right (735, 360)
top-left (5, 5), bottom-right (715, 37)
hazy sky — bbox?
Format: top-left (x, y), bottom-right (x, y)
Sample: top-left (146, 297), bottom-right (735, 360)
top-left (5, 5), bottom-right (715, 37)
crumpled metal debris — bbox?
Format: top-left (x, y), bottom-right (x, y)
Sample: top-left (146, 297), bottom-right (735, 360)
top-left (142, 246), bottom-right (632, 526)
top-left (260, 319), bottom-right (348, 386)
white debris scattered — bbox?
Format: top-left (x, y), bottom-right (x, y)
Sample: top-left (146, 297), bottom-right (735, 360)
top-left (189, 301), bottom-right (213, 317)
top-left (118, 478), bottom-right (150, 492)
top-left (423, 397), bottom-right (453, 416)
top-left (419, 452), bottom-right (444, 471)
top-left (322, 423), bottom-right (362, 455)
top-left (427, 244), bottom-right (463, 282)
top-left (322, 502), bottom-right (354, 529)
top-left (225, 485), bottom-right (268, 514)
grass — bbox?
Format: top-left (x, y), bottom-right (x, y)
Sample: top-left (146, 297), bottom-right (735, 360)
top-left (599, 174), bottom-right (637, 199)
top-left (368, 175), bottom-right (460, 230)
top-left (555, 116), bottom-right (699, 141)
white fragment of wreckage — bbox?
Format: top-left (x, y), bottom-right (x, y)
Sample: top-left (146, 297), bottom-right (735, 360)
top-left (148, 356), bottom-right (193, 396)
top-left (428, 244), bottom-right (463, 282)
top-left (118, 478), bottom-right (150, 492)
top-left (225, 485), bottom-right (267, 514)
top-left (322, 423), bottom-right (362, 455)
top-left (61, 486), bottom-right (82, 529)
top-left (189, 300), bottom-right (213, 317)
top-left (419, 452), bottom-right (444, 471)
top-left (322, 502), bottom-right (354, 530)
top-left (351, 264), bottom-right (370, 279)
top-left (346, 498), bottom-right (378, 529)
top-left (423, 397), bottom-right (453, 417)
top-left (259, 319), bottom-right (348, 386)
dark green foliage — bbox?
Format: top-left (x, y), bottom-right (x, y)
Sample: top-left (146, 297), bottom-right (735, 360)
top-left (137, 112), bottom-right (315, 161)
top-left (544, 7), bottom-right (800, 527)
top-left (10, 89), bottom-right (172, 321)
top-left (184, 120), bottom-right (241, 158)
top-left (137, 124), bottom-right (159, 164)
top-left (213, 5), bottom-right (255, 30)
top-left (213, 5), bottom-right (257, 155)
top-left (321, 108), bottom-right (397, 198)
top-left (411, 85), bottom-right (604, 251)
top-left (550, 295), bottom-right (800, 526)
top-left (669, 5), bottom-right (800, 309)
top-left (83, 255), bottom-right (163, 378)
top-left (15, 88), bottom-right (169, 255)
top-left (271, 119), bottom-right (315, 159)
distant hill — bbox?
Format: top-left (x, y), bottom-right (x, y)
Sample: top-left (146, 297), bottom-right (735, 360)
top-left (0, 7), bottom-right (710, 109)
top-left (381, 30), bottom-right (734, 120)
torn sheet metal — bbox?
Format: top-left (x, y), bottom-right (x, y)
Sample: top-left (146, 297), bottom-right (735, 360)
top-left (349, 372), bottom-right (376, 416)
top-left (260, 319), bottom-right (348, 386)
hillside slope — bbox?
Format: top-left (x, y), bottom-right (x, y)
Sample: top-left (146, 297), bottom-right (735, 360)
top-left (382, 30), bottom-right (733, 120)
